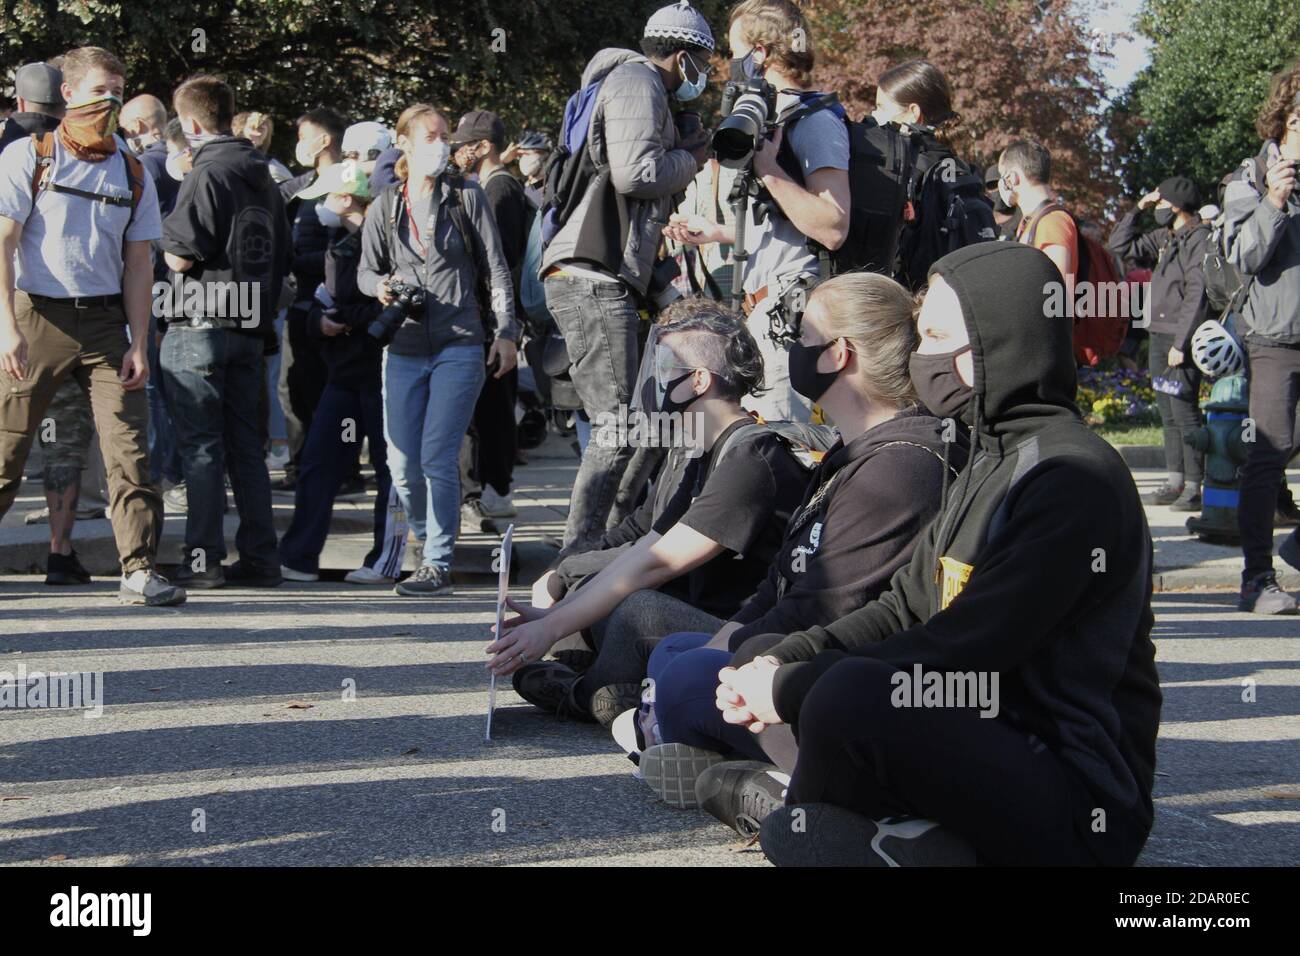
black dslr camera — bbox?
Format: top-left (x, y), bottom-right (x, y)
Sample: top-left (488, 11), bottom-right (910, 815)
top-left (367, 278), bottom-right (426, 345)
top-left (711, 78), bottom-right (778, 169)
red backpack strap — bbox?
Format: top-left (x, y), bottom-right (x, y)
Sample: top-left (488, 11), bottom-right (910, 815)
top-left (1022, 200), bottom-right (1066, 248)
top-left (122, 149), bottom-right (145, 223)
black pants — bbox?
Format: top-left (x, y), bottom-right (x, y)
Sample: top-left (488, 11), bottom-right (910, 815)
top-left (788, 658), bottom-right (1109, 866)
top-left (1239, 340), bottom-right (1300, 579)
top-left (1149, 331), bottom-right (1203, 485)
top-left (469, 360), bottom-right (517, 497)
top-left (278, 303), bottom-right (329, 480)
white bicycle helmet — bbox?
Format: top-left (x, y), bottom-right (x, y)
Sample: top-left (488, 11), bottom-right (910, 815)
top-left (1191, 319), bottom-right (1244, 378)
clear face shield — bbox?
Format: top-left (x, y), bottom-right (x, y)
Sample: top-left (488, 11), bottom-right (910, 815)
top-left (629, 329), bottom-right (697, 414)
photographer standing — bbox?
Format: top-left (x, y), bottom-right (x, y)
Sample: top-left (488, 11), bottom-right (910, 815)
top-left (664, 0), bottom-right (850, 423)
top-left (540, 2), bottom-right (713, 551)
top-left (358, 104), bottom-right (517, 597)
top-left (1224, 66), bottom-right (1300, 615)
top-left (1108, 177), bottom-right (1211, 513)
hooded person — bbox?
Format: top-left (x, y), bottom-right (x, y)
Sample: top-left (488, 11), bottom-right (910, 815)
top-left (711, 242), bottom-right (1161, 867)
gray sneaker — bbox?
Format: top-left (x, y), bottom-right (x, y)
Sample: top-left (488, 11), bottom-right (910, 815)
top-left (119, 569), bottom-right (187, 607)
top-left (639, 743), bottom-right (728, 809)
top-left (162, 483), bottom-right (187, 515)
top-left (1239, 570), bottom-right (1296, 614)
top-left (394, 564), bottom-right (454, 597)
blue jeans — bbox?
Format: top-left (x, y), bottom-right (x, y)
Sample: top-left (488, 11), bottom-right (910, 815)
top-left (146, 315), bottom-right (182, 485)
top-left (160, 328), bottom-right (279, 570)
top-left (382, 345), bottom-right (485, 569)
top-left (648, 631), bottom-right (769, 763)
top-left (280, 381), bottom-right (405, 576)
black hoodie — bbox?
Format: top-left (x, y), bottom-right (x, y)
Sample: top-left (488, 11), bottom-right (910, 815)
top-left (162, 135), bottom-right (292, 340)
top-left (739, 242), bottom-right (1161, 866)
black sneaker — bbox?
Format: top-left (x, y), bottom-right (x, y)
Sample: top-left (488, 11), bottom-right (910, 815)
top-left (697, 760), bottom-right (789, 835)
top-left (511, 661), bottom-right (590, 719)
top-left (45, 550), bottom-right (91, 586)
top-left (1277, 483), bottom-right (1300, 526)
top-left (460, 497), bottom-right (498, 534)
top-left (589, 682), bottom-right (643, 728)
top-left (394, 564), bottom-right (455, 597)
top-left (760, 805), bottom-right (978, 867)
top-left (1141, 484), bottom-right (1183, 506)
top-left (173, 563), bottom-right (226, 589)
top-left (1239, 570), bottom-right (1296, 615)
top-left (1169, 487), bottom-right (1202, 512)
top-left (639, 743), bottom-right (728, 809)
top-left (224, 561), bottom-right (283, 588)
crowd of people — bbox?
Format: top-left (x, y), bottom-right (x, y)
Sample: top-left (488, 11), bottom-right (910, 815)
top-left (1, 0), bottom-right (1298, 866)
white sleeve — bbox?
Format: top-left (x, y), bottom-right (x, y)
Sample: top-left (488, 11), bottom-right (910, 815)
top-left (0, 137), bottom-right (36, 225)
top-left (124, 156), bottom-right (163, 242)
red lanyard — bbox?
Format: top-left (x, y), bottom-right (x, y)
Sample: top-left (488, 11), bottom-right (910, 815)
top-left (402, 182), bottom-right (429, 259)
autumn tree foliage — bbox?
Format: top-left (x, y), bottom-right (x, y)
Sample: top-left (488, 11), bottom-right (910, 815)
top-left (806, 0), bottom-right (1117, 221)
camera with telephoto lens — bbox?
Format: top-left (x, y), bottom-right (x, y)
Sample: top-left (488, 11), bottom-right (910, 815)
top-left (367, 278), bottom-right (427, 345)
top-left (712, 78), bottom-right (778, 169)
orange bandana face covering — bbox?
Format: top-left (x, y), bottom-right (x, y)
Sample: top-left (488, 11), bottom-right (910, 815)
top-left (58, 95), bottom-right (122, 161)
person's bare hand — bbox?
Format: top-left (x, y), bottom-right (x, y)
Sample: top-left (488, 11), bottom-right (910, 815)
top-left (0, 323), bottom-right (28, 380)
top-left (119, 344), bottom-right (149, 391)
top-left (487, 337), bottom-right (517, 378)
top-left (1168, 346), bottom-right (1184, 367)
top-left (1265, 157), bottom-right (1297, 211)
top-left (1138, 189), bottom-right (1161, 211)
top-left (375, 277), bottom-right (396, 306)
top-left (320, 315), bottom-right (347, 337)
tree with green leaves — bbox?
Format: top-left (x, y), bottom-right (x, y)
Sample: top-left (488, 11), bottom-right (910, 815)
top-left (1111, 0), bottom-right (1300, 202)
top-left (0, 0), bottom-right (731, 159)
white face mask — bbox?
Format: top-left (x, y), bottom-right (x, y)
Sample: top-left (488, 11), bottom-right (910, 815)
top-left (519, 154), bottom-right (544, 179)
top-left (410, 140), bottom-right (450, 178)
top-left (165, 150), bottom-right (189, 181)
top-left (295, 134), bottom-right (325, 168)
top-left (315, 203), bottom-right (342, 229)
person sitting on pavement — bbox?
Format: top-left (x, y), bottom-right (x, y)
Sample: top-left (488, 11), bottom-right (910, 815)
top-left (631, 272), bottom-right (969, 820)
top-left (487, 298), bottom-right (810, 724)
top-left (707, 243), bottom-right (1161, 867)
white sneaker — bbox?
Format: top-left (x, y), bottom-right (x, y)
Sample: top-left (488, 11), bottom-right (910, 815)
top-left (265, 445), bottom-right (290, 471)
top-left (344, 565), bottom-right (397, 585)
top-left (162, 483), bottom-right (187, 515)
top-left (119, 569), bottom-right (186, 606)
top-left (280, 565), bottom-right (319, 582)
top-left (479, 486), bottom-right (517, 518)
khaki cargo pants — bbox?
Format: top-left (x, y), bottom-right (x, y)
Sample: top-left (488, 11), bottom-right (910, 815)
top-left (0, 291), bottom-right (162, 573)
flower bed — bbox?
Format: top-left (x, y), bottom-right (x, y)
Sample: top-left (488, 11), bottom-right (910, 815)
top-left (1077, 366), bottom-right (1160, 426)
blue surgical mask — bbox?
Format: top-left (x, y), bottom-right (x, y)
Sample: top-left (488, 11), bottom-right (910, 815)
top-left (676, 54), bottom-right (707, 102)
top-left (315, 203), bottom-right (342, 229)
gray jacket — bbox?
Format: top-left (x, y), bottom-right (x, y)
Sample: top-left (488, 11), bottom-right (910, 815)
top-left (540, 49), bottom-right (699, 294)
top-left (1223, 142), bottom-right (1300, 344)
top-left (358, 174), bottom-right (518, 357)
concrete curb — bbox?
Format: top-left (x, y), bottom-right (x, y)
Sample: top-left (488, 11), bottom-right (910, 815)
top-left (1117, 444), bottom-right (1164, 469)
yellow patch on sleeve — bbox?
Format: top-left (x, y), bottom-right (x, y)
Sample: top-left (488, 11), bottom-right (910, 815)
top-left (939, 555), bottom-right (974, 610)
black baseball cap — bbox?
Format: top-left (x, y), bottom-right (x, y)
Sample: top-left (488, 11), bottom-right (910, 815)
top-left (1157, 176), bottom-right (1201, 214)
top-left (449, 110), bottom-right (506, 150)
top-left (15, 63), bottom-right (63, 107)
top-left (984, 164), bottom-right (1001, 189)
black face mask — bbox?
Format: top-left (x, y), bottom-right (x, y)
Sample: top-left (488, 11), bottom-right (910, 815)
top-left (659, 370), bottom-right (699, 415)
top-left (788, 339), bottom-right (840, 403)
top-left (910, 347), bottom-right (974, 420)
top-left (1154, 206), bottom-right (1175, 227)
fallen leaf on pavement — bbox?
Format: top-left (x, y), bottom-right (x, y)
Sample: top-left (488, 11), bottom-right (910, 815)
top-left (285, 701), bottom-right (314, 709)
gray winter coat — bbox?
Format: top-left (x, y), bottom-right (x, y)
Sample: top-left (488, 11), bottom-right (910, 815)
top-left (540, 49), bottom-right (699, 294)
top-left (1223, 142), bottom-right (1300, 344)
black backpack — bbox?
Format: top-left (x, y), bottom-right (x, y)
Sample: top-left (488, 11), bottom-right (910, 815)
top-left (896, 134), bottom-right (998, 290)
top-left (776, 93), bottom-right (914, 279)
top-left (1203, 153), bottom-right (1269, 314)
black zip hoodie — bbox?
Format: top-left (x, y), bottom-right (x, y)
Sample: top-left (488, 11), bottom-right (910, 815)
top-left (728, 407), bottom-right (969, 647)
top-left (161, 136), bottom-right (292, 341)
top-left (740, 242), bottom-right (1162, 865)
